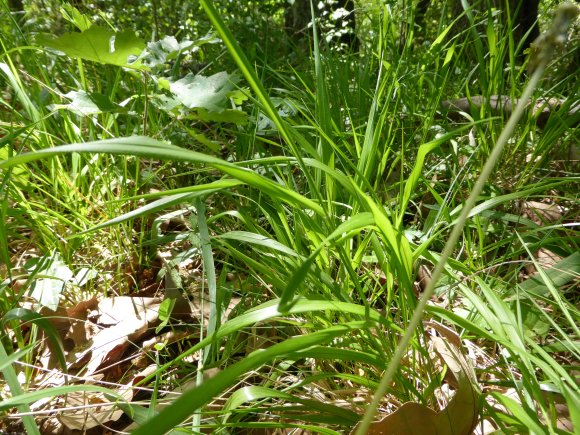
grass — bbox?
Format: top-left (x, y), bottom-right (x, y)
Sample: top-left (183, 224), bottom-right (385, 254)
top-left (1, 0), bottom-right (579, 433)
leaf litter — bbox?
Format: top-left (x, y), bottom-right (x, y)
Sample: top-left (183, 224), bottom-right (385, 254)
top-left (1, 248), bottom-right (241, 433)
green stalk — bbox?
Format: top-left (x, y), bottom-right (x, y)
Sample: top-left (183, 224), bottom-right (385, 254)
top-left (0, 343), bottom-right (41, 435)
top-left (195, 198), bottom-right (218, 353)
top-left (355, 4), bottom-right (580, 433)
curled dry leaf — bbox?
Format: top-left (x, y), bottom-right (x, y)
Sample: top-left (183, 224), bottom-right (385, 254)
top-left (424, 321), bottom-right (461, 348)
top-left (352, 334), bottom-right (479, 435)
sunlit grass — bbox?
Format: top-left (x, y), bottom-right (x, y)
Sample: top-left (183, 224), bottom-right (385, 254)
top-left (1, 1), bottom-right (578, 433)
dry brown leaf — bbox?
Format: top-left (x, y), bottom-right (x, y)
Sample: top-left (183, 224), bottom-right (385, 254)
top-left (363, 402), bottom-right (439, 435)
top-left (524, 248), bottom-right (564, 277)
top-left (79, 297), bottom-right (162, 375)
top-left (433, 337), bottom-right (479, 435)
top-left (92, 296), bottom-right (160, 326)
top-left (58, 386), bottom-right (133, 430)
top-left (64, 319), bottom-right (92, 352)
top-left (352, 336), bottom-right (479, 435)
top-left (522, 201), bottom-right (565, 225)
top-left (417, 265), bottom-right (432, 294)
top-left (424, 322), bottom-right (462, 348)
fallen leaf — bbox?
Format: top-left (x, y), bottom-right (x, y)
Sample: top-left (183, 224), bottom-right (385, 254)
top-left (352, 335), bottom-right (480, 435)
top-left (92, 296), bottom-right (160, 326)
top-left (522, 201), bottom-right (565, 225)
top-left (79, 297), bottom-right (162, 375)
top-left (433, 337), bottom-right (479, 434)
top-left (59, 386), bottom-right (133, 430)
top-left (524, 248), bottom-right (563, 276)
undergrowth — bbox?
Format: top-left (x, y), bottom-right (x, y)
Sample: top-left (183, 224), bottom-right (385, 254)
top-left (0, 0), bottom-right (578, 434)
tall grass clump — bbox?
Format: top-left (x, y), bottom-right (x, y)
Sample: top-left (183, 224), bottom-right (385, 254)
top-left (1, 0), bottom-right (579, 434)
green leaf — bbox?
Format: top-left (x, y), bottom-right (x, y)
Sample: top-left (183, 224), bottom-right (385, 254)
top-left (0, 344), bottom-right (40, 435)
top-left (137, 298), bottom-right (399, 388)
top-left (142, 36), bottom-right (195, 68)
top-left (0, 343), bottom-right (35, 372)
top-left (217, 231), bottom-right (303, 258)
top-left (170, 71), bottom-right (239, 112)
top-left (60, 3), bottom-right (92, 31)
top-left (0, 136), bottom-right (325, 217)
top-left (279, 212), bottom-right (375, 312)
top-left (192, 107), bottom-right (248, 125)
top-left (2, 308), bottom-right (67, 374)
top-left (36, 26), bottom-right (146, 68)
top-left (156, 298), bottom-right (175, 334)
top-left (56, 90), bottom-right (127, 116)
top-left (138, 32), bottom-right (221, 69)
top-left (223, 385), bottom-right (359, 425)
top-left (491, 393), bottom-right (545, 433)
top-left (515, 251), bottom-right (580, 298)
top-left (0, 384), bottom-right (125, 411)
top-left (519, 302), bottom-right (551, 338)
top-left (0, 146), bottom-right (29, 186)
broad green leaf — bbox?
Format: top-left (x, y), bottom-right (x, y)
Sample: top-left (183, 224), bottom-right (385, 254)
top-left (192, 107), bottom-right (248, 124)
top-left (36, 26), bottom-right (146, 68)
top-left (60, 3), bottom-right (92, 31)
top-left (198, 0), bottom-right (314, 175)
top-left (73, 267), bottom-right (98, 287)
top-left (141, 36), bottom-right (195, 68)
top-left (443, 43), bottom-right (456, 66)
top-left (170, 71), bottom-right (239, 112)
top-left (519, 302), bottom-right (551, 338)
top-left (139, 32), bottom-right (221, 70)
top-left (151, 94), bottom-right (181, 112)
top-left (156, 298), bottom-right (175, 334)
top-left (55, 90), bottom-right (127, 116)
